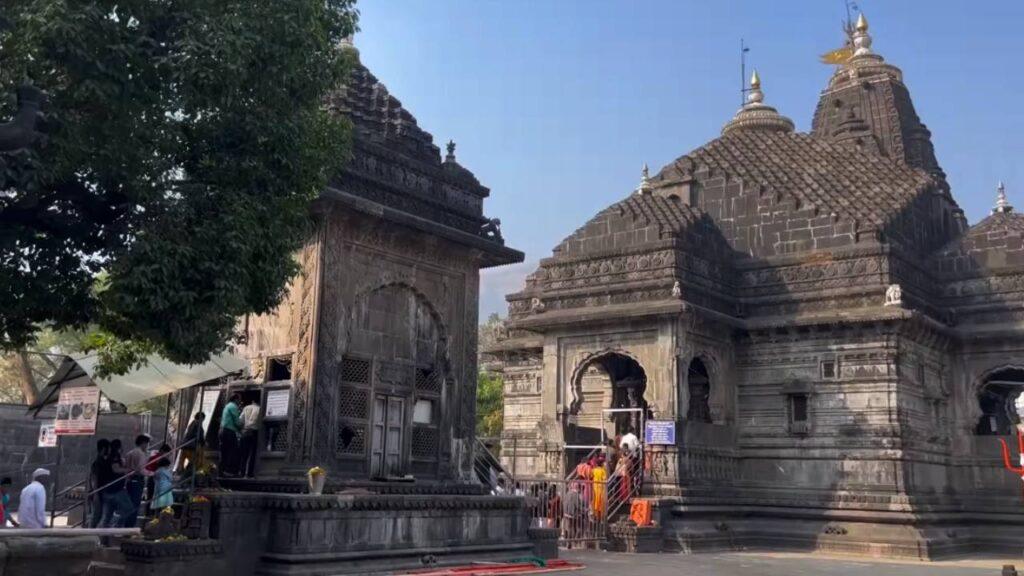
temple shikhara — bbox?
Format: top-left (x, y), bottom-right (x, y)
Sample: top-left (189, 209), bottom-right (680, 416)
top-left (486, 15), bottom-right (1024, 556)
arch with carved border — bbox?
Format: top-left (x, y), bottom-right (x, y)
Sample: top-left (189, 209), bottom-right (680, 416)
top-left (678, 349), bottom-right (726, 424)
top-left (968, 362), bottom-right (1024, 436)
top-left (567, 347), bottom-right (648, 417)
top-left (346, 280), bottom-right (451, 369)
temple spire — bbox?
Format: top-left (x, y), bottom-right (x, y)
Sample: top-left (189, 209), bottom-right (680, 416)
top-left (722, 70), bottom-right (794, 135)
top-left (994, 181), bottom-right (1014, 214)
top-left (852, 13), bottom-right (873, 57)
top-left (636, 163), bottom-right (652, 195)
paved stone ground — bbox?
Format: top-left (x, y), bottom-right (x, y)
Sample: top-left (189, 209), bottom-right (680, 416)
top-left (561, 550), bottom-right (1018, 575)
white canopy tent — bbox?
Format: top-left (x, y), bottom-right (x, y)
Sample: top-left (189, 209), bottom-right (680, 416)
top-left (32, 351), bottom-right (248, 411)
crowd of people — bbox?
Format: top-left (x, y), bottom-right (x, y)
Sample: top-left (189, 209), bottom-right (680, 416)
top-left (87, 434), bottom-right (175, 528)
top-left (496, 428), bottom-right (644, 546)
top-left (0, 391), bottom-right (265, 530)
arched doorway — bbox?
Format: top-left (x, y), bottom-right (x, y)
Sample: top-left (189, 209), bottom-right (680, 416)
top-left (975, 367), bottom-right (1024, 436)
top-left (340, 283), bottom-right (447, 478)
top-left (568, 352), bottom-right (648, 447)
top-left (686, 358), bottom-right (712, 423)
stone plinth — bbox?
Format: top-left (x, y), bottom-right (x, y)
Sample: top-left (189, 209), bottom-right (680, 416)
top-left (527, 527), bottom-right (559, 559)
top-left (209, 491), bottom-right (542, 575)
top-left (607, 523), bottom-right (665, 553)
top-left (121, 539), bottom-right (226, 576)
top-left (0, 532), bottom-right (99, 576)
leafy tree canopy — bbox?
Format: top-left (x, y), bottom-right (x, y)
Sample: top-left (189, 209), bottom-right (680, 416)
top-left (476, 370), bottom-right (503, 438)
top-left (0, 0), bottom-right (358, 375)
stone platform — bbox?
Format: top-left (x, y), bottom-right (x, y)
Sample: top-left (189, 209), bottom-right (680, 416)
top-left (172, 490), bottom-right (544, 576)
top-left (661, 500), bottom-right (1024, 560)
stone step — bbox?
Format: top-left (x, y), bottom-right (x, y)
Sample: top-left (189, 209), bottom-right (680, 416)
top-left (94, 545), bottom-right (124, 565)
top-left (87, 561), bottom-right (125, 576)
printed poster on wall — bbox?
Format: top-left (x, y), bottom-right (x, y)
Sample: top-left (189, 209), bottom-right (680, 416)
top-left (264, 389), bottom-right (290, 421)
top-left (189, 387), bottom-right (222, 437)
top-left (37, 423), bottom-right (57, 447)
top-left (54, 387), bottom-right (101, 435)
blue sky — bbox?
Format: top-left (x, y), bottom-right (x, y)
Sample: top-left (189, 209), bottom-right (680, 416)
top-left (355, 1), bottom-right (1024, 319)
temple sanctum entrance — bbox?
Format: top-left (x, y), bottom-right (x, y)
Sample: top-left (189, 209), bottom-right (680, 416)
top-left (975, 367), bottom-right (1024, 436)
top-left (567, 353), bottom-right (649, 448)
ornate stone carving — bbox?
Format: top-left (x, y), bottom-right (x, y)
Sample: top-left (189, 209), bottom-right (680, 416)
top-left (884, 283), bottom-right (902, 306)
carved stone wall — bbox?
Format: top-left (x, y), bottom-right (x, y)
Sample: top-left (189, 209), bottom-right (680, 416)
top-left (273, 205), bottom-right (482, 481)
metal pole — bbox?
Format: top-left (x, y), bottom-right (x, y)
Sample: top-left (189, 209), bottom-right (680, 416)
top-left (511, 436), bottom-right (517, 484)
top-left (50, 433), bottom-right (62, 527)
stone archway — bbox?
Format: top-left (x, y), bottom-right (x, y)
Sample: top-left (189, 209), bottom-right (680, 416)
top-left (686, 357), bottom-right (712, 423)
top-left (974, 366), bottom-right (1024, 436)
top-left (567, 351), bottom-right (649, 446)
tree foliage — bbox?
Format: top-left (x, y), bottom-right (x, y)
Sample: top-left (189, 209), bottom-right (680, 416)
top-left (476, 370), bottom-right (503, 438)
top-left (0, 1), bottom-right (358, 374)
top-left (475, 313), bottom-right (505, 437)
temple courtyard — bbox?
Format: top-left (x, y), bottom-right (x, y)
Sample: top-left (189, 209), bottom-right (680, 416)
top-left (562, 550), bottom-right (1016, 576)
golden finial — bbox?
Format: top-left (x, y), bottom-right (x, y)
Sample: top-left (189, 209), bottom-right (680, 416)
top-left (855, 13), bottom-right (868, 33)
top-left (750, 69), bottom-right (760, 89)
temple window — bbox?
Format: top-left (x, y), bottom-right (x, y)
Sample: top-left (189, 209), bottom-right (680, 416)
top-left (820, 358), bottom-right (838, 380)
top-left (267, 356), bottom-right (292, 382)
top-left (686, 358), bottom-right (712, 423)
top-left (782, 380), bottom-right (812, 435)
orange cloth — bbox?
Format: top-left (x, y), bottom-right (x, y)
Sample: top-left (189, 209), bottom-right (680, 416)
top-left (630, 499), bottom-right (653, 527)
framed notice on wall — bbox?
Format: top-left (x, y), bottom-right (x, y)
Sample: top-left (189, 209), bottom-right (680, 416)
top-left (55, 387), bottom-right (100, 435)
top-left (644, 420), bottom-right (676, 446)
top-left (38, 423), bottom-right (57, 447)
top-left (264, 388), bottom-right (290, 421)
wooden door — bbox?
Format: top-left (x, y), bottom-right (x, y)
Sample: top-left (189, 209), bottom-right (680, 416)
top-left (370, 394), bottom-right (405, 477)
top-left (385, 396), bottom-right (405, 476)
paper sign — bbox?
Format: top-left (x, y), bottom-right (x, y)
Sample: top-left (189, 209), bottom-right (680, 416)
top-left (265, 388), bottom-right (290, 420)
top-left (38, 423), bottom-right (57, 447)
top-left (55, 387), bottom-right (100, 435)
top-left (190, 388), bottom-right (222, 436)
top-left (644, 420), bottom-right (676, 446)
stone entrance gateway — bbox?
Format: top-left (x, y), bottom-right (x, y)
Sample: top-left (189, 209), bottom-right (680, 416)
top-left (485, 15), bottom-right (1024, 559)
top-left (568, 352), bottom-right (649, 448)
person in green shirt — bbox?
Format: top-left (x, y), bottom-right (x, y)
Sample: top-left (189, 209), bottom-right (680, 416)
top-left (219, 393), bottom-right (243, 476)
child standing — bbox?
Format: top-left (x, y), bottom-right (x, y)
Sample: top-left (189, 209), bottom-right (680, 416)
top-left (150, 458), bottom-right (174, 511)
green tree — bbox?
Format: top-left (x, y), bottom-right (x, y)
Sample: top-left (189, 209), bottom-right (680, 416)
top-left (0, 1), bottom-right (358, 375)
top-left (476, 370), bottom-right (503, 438)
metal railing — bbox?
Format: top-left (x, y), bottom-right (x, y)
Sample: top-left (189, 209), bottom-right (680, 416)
top-left (517, 448), bottom-right (646, 548)
top-left (473, 437), bottom-right (512, 493)
top-left (50, 438), bottom-right (197, 528)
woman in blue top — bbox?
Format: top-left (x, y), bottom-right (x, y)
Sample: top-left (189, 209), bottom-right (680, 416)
top-left (150, 458), bottom-right (174, 510)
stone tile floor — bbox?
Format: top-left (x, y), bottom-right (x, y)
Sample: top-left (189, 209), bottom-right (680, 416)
top-left (561, 550), bottom-right (1019, 575)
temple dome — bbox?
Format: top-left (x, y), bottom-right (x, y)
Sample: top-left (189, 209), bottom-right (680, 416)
top-left (722, 71), bottom-right (795, 136)
top-left (934, 184), bottom-right (1024, 272)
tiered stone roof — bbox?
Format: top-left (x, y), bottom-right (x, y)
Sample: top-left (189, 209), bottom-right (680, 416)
top-left (655, 130), bottom-right (935, 229)
top-left (322, 49), bottom-right (522, 266)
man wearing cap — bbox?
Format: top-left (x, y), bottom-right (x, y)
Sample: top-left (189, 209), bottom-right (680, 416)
top-left (17, 469), bottom-right (49, 529)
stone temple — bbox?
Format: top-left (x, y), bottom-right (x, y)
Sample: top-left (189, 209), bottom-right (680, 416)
top-left (486, 16), bottom-right (1024, 557)
top-left (150, 41), bottom-right (548, 575)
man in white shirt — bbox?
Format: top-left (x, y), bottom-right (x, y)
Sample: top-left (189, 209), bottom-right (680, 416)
top-left (239, 398), bottom-right (262, 478)
top-left (620, 428), bottom-right (641, 458)
top-left (17, 468), bottom-right (49, 529)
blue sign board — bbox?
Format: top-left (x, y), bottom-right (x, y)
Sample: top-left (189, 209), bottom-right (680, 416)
top-left (644, 420), bottom-right (676, 446)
